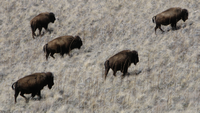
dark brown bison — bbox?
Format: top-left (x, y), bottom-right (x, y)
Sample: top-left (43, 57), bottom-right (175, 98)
top-left (152, 7), bottom-right (188, 34)
top-left (104, 50), bottom-right (139, 80)
top-left (30, 12), bottom-right (56, 39)
top-left (11, 72), bottom-right (54, 103)
top-left (43, 35), bottom-right (83, 60)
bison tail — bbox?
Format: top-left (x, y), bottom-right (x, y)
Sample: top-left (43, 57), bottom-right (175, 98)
top-left (152, 16), bottom-right (156, 23)
top-left (30, 22), bottom-right (36, 35)
top-left (31, 24), bottom-right (34, 31)
top-left (104, 60), bottom-right (110, 80)
top-left (43, 44), bottom-right (48, 53)
top-left (104, 60), bottom-right (109, 69)
top-left (12, 82), bottom-right (16, 90)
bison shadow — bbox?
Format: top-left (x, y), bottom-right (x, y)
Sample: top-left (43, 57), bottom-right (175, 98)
top-left (127, 69), bottom-right (142, 77)
top-left (169, 25), bottom-right (181, 31)
top-left (22, 96), bottom-right (46, 103)
top-left (40, 28), bottom-right (54, 37)
top-left (47, 28), bottom-right (54, 34)
top-left (106, 69), bottom-right (142, 78)
top-left (156, 25), bottom-right (182, 34)
top-left (31, 95), bottom-right (46, 101)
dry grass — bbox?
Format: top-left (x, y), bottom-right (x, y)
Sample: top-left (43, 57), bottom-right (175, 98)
top-left (0, 0), bottom-right (200, 112)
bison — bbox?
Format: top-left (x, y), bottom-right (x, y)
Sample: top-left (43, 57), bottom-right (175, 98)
top-left (152, 7), bottom-right (188, 34)
top-left (11, 72), bottom-right (54, 103)
top-left (43, 35), bottom-right (83, 60)
top-left (104, 50), bottom-right (139, 80)
top-left (30, 12), bottom-right (56, 39)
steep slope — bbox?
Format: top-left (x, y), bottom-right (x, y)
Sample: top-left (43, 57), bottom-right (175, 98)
top-left (0, 0), bottom-right (200, 112)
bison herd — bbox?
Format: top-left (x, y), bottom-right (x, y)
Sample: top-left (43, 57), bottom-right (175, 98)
top-left (12, 7), bottom-right (189, 103)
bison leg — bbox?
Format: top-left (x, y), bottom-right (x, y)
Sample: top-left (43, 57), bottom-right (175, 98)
top-left (31, 91), bottom-right (41, 100)
top-left (46, 52), bottom-right (50, 60)
top-left (31, 28), bottom-right (36, 39)
top-left (31, 93), bottom-right (36, 98)
top-left (155, 25), bottom-right (158, 34)
top-left (121, 72), bottom-right (127, 79)
top-left (104, 67), bottom-right (110, 80)
top-left (14, 90), bottom-right (19, 103)
top-left (121, 75), bottom-right (125, 79)
top-left (113, 70), bottom-right (117, 77)
top-left (121, 65), bottom-right (128, 79)
top-left (20, 92), bottom-right (28, 103)
top-left (60, 46), bottom-right (65, 57)
top-left (44, 24), bottom-right (51, 34)
top-left (42, 25), bottom-right (48, 35)
top-left (44, 24), bottom-right (48, 31)
top-left (50, 52), bottom-right (55, 59)
top-left (158, 26), bottom-right (164, 32)
top-left (38, 27), bottom-right (42, 37)
top-left (171, 23), bottom-right (177, 30)
top-left (37, 91), bottom-right (42, 100)
top-left (155, 24), bottom-right (164, 34)
top-left (61, 52), bottom-right (64, 57)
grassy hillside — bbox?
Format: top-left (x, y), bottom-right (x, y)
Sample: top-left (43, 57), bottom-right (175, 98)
top-left (0, 0), bottom-right (200, 112)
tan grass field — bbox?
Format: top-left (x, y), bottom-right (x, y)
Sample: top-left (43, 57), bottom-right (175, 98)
top-left (0, 0), bottom-right (200, 112)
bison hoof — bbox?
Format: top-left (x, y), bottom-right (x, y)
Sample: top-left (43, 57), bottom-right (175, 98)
top-left (69, 54), bottom-right (73, 58)
top-left (41, 32), bottom-right (45, 36)
top-left (121, 76), bottom-right (125, 79)
top-left (48, 29), bottom-right (53, 34)
top-left (25, 99), bottom-right (29, 103)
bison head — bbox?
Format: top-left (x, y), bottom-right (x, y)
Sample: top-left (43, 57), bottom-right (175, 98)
top-left (131, 50), bottom-right (139, 65)
top-left (72, 36), bottom-right (83, 49)
top-left (49, 12), bottom-right (56, 23)
top-left (181, 9), bottom-right (188, 22)
top-left (45, 72), bottom-right (54, 89)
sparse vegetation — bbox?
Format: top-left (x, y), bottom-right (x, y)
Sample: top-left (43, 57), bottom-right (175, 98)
top-left (0, 0), bottom-right (200, 112)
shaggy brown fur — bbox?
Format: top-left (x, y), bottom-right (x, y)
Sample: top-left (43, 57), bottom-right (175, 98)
top-left (104, 50), bottom-right (139, 80)
top-left (11, 72), bottom-right (54, 103)
top-left (30, 12), bottom-right (56, 39)
top-left (43, 35), bottom-right (83, 60)
top-left (152, 7), bottom-right (188, 34)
